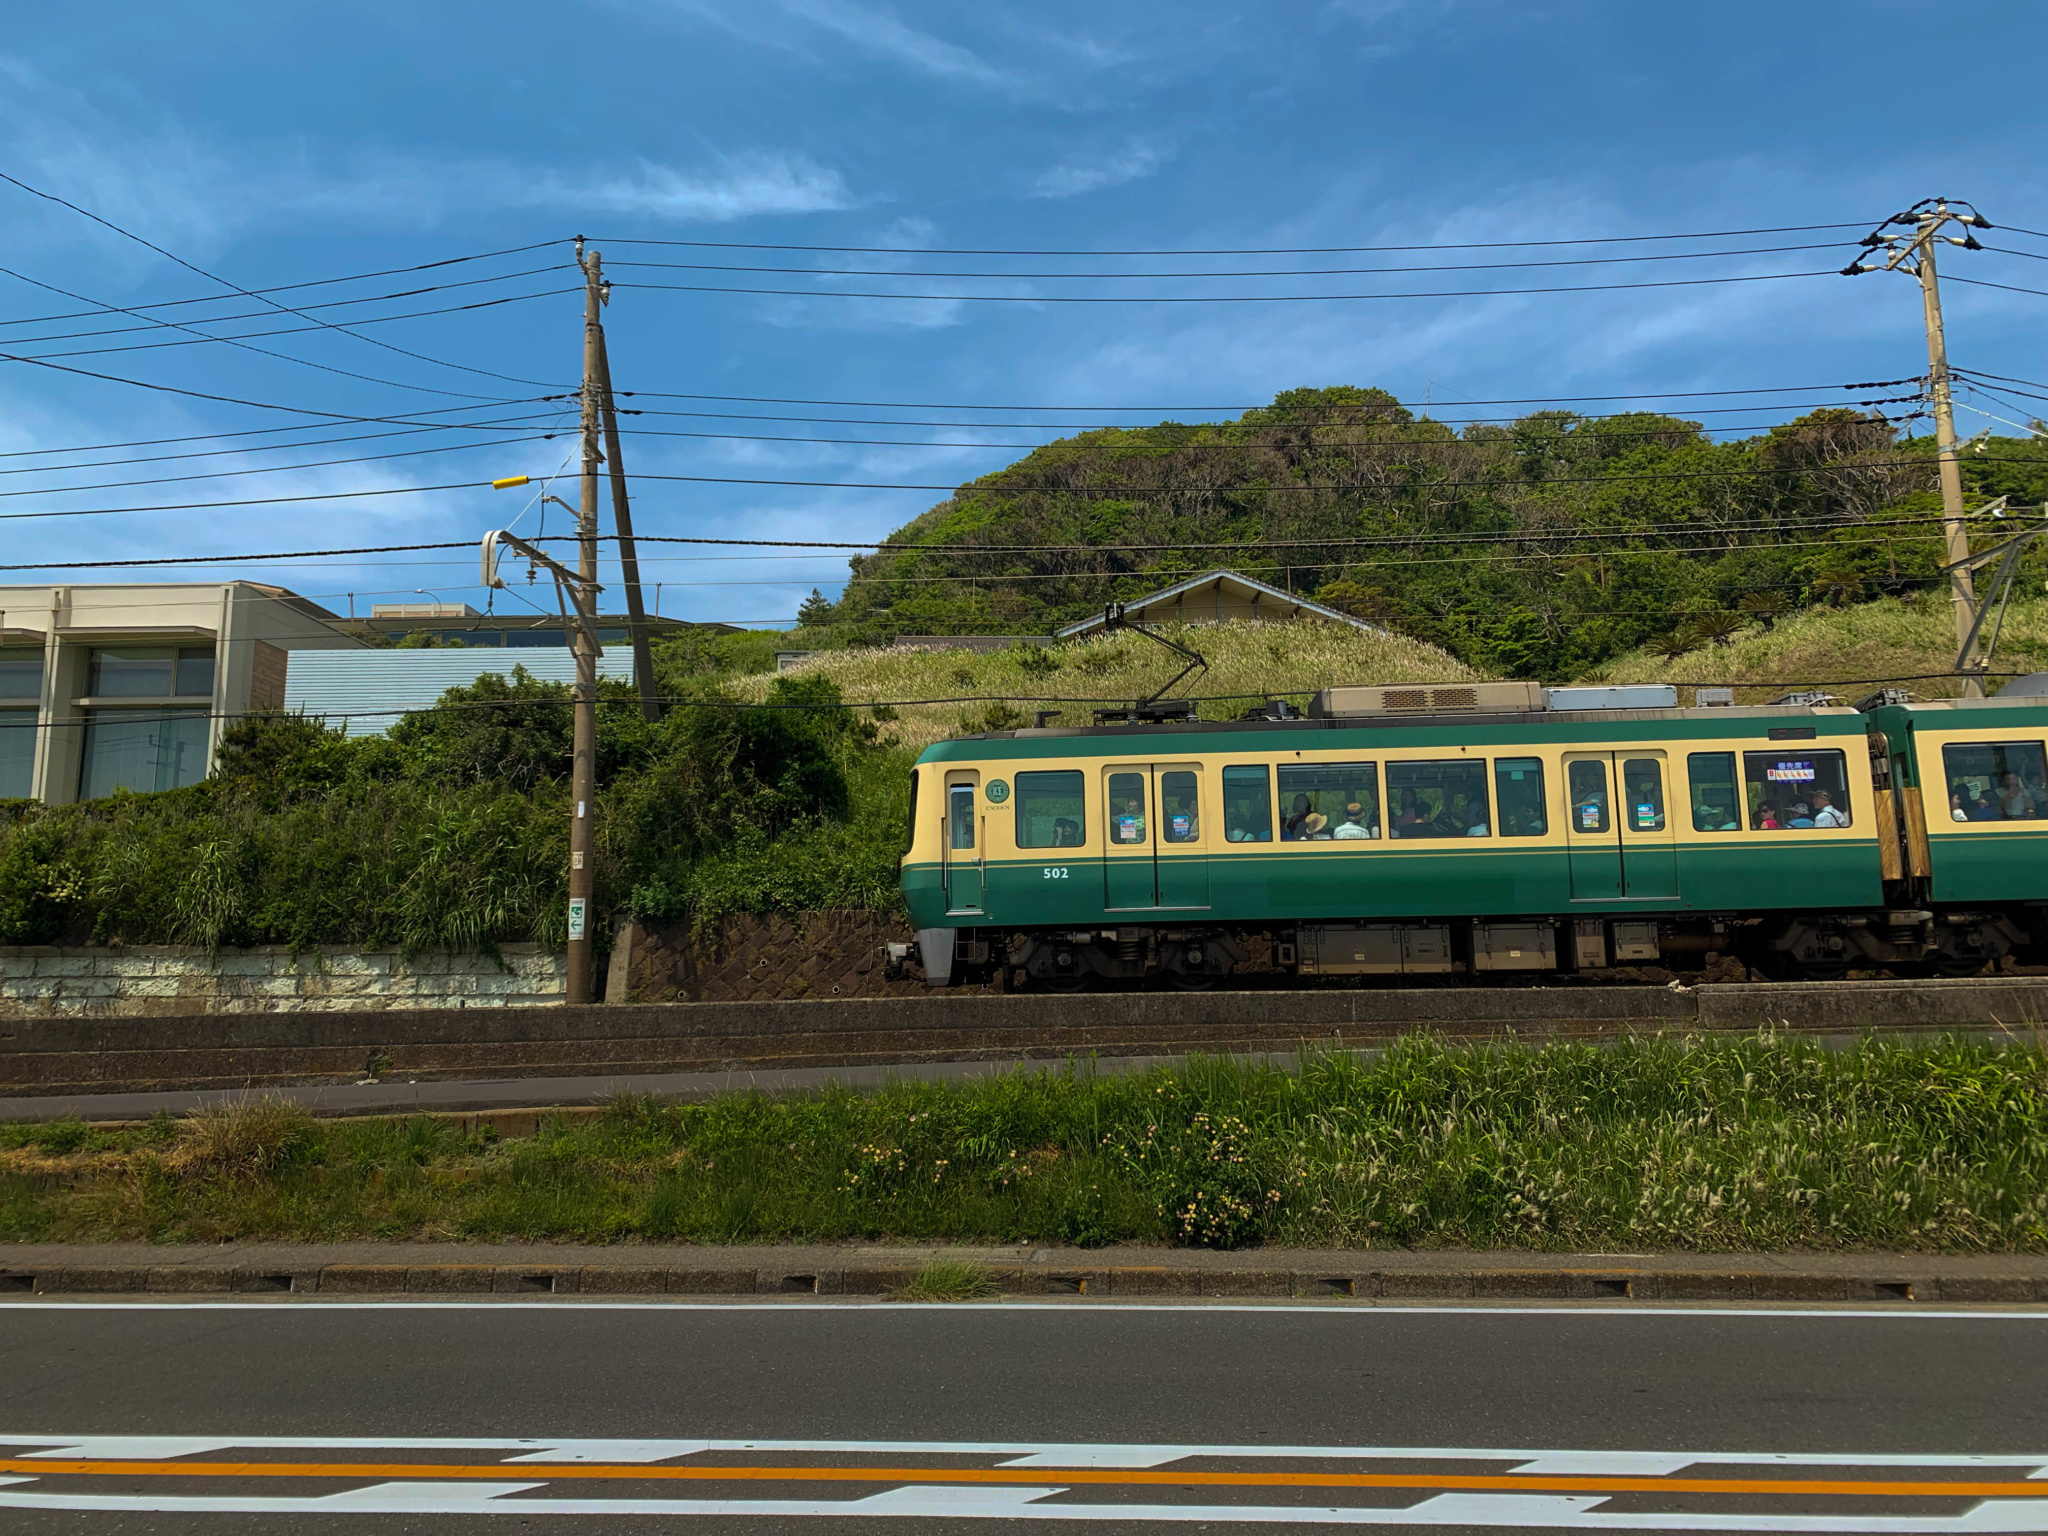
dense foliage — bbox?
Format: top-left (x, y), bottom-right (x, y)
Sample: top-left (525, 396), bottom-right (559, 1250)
top-left (0, 662), bottom-right (908, 950)
top-left (6, 1034), bottom-right (2044, 1252)
top-left (806, 388), bottom-right (2048, 681)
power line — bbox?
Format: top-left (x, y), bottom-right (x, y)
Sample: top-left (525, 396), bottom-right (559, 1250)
top-left (589, 222), bottom-right (1870, 257)
top-left (611, 380), bottom-right (1919, 412)
top-left (0, 508), bottom-right (1985, 571)
top-left (0, 261), bottom-right (549, 403)
top-left (0, 433), bottom-right (559, 500)
top-left (604, 241), bottom-right (1844, 281)
top-left (0, 264), bottom-right (573, 346)
top-left (0, 412), bottom-right (566, 479)
top-left (0, 170), bottom-right (559, 389)
top-left (0, 478), bottom-right (506, 525)
top-left (2, 284), bottom-right (579, 374)
top-left (1944, 273), bottom-right (2048, 300)
top-left (0, 348), bottom-right (556, 428)
top-left (618, 268), bottom-right (1835, 305)
top-left (0, 241), bottom-right (568, 328)
top-left (0, 402), bottom-right (558, 462)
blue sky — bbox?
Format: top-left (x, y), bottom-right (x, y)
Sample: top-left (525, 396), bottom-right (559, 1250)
top-left (2, 0), bottom-right (2043, 629)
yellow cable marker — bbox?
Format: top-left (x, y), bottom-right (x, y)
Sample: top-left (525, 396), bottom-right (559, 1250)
top-left (491, 475), bottom-right (531, 490)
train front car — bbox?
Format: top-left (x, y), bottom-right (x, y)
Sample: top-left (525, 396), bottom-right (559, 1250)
top-left (894, 680), bottom-right (2040, 988)
top-left (1867, 693), bottom-right (2048, 974)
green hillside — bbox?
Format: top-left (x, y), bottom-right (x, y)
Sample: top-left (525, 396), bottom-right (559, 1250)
top-left (801, 387), bottom-right (2048, 684)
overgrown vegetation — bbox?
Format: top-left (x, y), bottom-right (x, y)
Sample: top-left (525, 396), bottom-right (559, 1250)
top-left (0, 662), bottom-right (906, 949)
top-left (5, 1036), bottom-right (2044, 1252)
top-left (799, 388), bottom-right (2048, 684)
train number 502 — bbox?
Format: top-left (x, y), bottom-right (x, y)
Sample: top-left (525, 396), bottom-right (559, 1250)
top-left (1042, 867), bottom-right (1069, 880)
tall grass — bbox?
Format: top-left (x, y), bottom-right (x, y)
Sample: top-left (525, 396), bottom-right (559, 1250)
top-left (5, 1035), bottom-right (2043, 1252)
top-left (1584, 595), bottom-right (2048, 703)
top-left (747, 620), bottom-right (1484, 751)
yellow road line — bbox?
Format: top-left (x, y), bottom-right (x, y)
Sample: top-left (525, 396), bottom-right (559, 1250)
top-left (3, 1461), bottom-right (2046, 1498)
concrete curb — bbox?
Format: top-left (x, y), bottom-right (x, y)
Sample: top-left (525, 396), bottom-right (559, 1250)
top-left (1, 1258), bottom-right (2035, 1303)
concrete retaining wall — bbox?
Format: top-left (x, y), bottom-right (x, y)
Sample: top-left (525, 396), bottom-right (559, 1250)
top-left (0, 945), bottom-right (566, 1018)
top-left (5, 977), bottom-right (2047, 1097)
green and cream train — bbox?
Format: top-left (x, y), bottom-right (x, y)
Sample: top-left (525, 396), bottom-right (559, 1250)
top-left (893, 680), bottom-right (2048, 988)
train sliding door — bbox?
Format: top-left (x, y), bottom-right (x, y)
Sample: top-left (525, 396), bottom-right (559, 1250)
top-left (942, 772), bottom-right (983, 915)
top-left (1101, 764), bottom-right (1210, 911)
top-left (1563, 751), bottom-right (1679, 902)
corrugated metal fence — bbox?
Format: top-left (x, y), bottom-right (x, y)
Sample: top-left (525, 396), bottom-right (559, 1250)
top-left (285, 649), bottom-right (635, 737)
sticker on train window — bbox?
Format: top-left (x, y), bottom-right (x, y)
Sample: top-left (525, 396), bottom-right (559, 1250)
top-left (1171, 814), bottom-right (1191, 838)
top-left (1580, 806), bottom-right (1601, 829)
top-left (1767, 760), bottom-right (1816, 782)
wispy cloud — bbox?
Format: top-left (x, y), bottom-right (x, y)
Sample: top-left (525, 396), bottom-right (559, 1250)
top-left (1029, 140), bottom-right (1171, 199)
top-left (779, 0), bottom-right (1013, 86)
top-left (531, 153), bottom-right (854, 221)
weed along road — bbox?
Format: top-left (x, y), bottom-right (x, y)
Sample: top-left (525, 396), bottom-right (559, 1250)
top-left (2, 1299), bottom-right (2047, 1531)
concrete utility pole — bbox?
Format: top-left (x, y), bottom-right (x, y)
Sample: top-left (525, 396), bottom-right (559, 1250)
top-left (1844, 197), bottom-right (1996, 696)
top-left (567, 238), bottom-right (605, 1004)
top-left (595, 325), bottom-right (660, 724)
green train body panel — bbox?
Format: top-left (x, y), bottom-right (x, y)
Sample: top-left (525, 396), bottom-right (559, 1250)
top-left (1868, 698), bottom-right (2048, 906)
top-left (902, 705), bottom-right (1898, 932)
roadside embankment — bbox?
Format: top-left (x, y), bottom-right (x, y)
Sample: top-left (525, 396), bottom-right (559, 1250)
top-left (6, 976), bottom-right (2048, 1098)
top-left (3, 1034), bottom-right (2043, 1252)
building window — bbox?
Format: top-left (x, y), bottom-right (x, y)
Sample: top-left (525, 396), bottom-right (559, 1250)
top-left (0, 649), bottom-right (43, 702)
top-left (0, 709), bottom-right (32, 799)
top-left (79, 709), bottom-right (210, 799)
top-left (88, 645), bottom-right (216, 699)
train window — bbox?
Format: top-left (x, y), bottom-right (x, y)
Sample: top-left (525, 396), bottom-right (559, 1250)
top-left (1622, 758), bottom-right (1667, 831)
top-left (1940, 742), bottom-right (2048, 822)
top-left (1386, 760), bottom-right (1490, 839)
top-left (1014, 770), bottom-right (1086, 848)
top-left (1743, 749), bottom-right (1851, 829)
top-left (1568, 759), bottom-right (1610, 833)
top-left (1107, 771), bottom-right (1148, 844)
top-left (1687, 753), bottom-right (1742, 831)
top-left (1277, 762), bottom-right (1379, 841)
top-left (1223, 765), bottom-right (1274, 842)
top-left (947, 783), bottom-right (976, 849)
top-left (905, 769), bottom-right (920, 852)
top-left (1160, 770), bottom-right (1202, 843)
top-left (1494, 758), bottom-right (1547, 837)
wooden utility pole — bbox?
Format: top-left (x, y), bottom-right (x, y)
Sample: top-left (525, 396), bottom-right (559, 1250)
top-left (596, 326), bottom-right (660, 723)
top-left (567, 239), bottom-right (604, 1004)
top-left (1847, 197), bottom-right (1995, 697)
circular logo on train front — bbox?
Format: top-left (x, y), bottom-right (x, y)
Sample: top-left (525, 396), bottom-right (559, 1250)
top-left (985, 779), bottom-right (1010, 803)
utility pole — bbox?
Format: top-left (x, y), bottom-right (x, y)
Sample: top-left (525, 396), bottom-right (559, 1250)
top-left (567, 238), bottom-right (604, 1004)
top-left (1844, 197), bottom-right (1995, 696)
top-left (595, 326), bottom-right (660, 723)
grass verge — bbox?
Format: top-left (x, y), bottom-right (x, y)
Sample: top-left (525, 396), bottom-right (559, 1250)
top-left (2, 1033), bottom-right (2045, 1252)
top-left (891, 1261), bottom-right (1002, 1301)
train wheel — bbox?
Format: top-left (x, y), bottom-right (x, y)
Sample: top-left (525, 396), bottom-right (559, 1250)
top-left (1037, 970), bottom-right (1092, 993)
top-left (1931, 955), bottom-right (1987, 978)
top-left (1793, 959), bottom-right (1850, 982)
top-left (1165, 969), bottom-right (1219, 992)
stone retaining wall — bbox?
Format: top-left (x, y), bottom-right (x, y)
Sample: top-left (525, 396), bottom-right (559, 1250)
top-left (0, 944), bottom-right (566, 1017)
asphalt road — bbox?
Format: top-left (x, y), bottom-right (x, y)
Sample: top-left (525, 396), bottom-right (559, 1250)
top-left (2, 1298), bottom-right (2046, 1533)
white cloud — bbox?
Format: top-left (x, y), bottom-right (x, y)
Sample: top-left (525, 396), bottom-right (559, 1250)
top-left (779, 0), bottom-right (1014, 86)
top-left (537, 153), bottom-right (854, 222)
top-left (1029, 140), bottom-right (1171, 199)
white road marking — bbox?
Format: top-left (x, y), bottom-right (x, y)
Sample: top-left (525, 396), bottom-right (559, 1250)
top-left (17, 1437), bottom-right (244, 1459)
top-left (4, 1487), bottom-right (2048, 1527)
top-left (3, 1437), bottom-right (2046, 1471)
